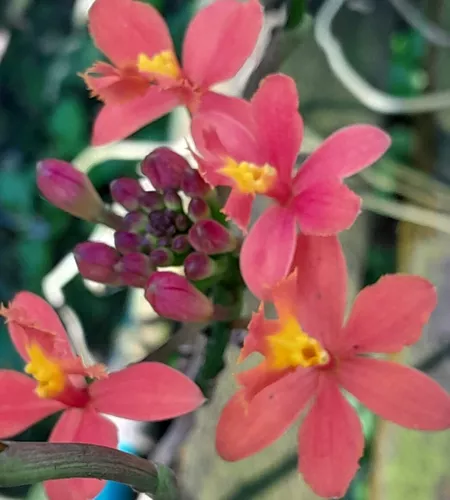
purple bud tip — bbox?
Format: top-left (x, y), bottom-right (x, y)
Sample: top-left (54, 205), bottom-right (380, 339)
top-left (74, 242), bottom-right (120, 284)
top-left (123, 211), bottom-right (148, 233)
top-left (148, 209), bottom-right (176, 237)
top-left (141, 147), bottom-right (191, 191)
top-left (114, 231), bottom-right (143, 254)
top-left (163, 189), bottom-right (183, 211)
top-left (174, 213), bottom-right (190, 232)
top-left (145, 271), bottom-right (214, 322)
top-left (181, 168), bottom-right (210, 198)
top-left (115, 253), bottom-right (152, 288)
top-left (37, 159), bottom-right (102, 221)
top-left (187, 198), bottom-right (211, 221)
top-left (184, 252), bottom-right (216, 281)
top-left (156, 236), bottom-right (172, 248)
top-left (188, 219), bottom-right (236, 255)
top-left (172, 234), bottom-right (191, 254)
top-left (150, 248), bottom-right (174, 267)
top-left (110, 178), bottom-right (143, 212)
top-left (139, 191), bottom-right (164, 213)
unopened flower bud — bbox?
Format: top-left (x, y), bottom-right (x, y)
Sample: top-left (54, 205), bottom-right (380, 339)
top-left (172, 235), bottom-right (191, 254)
top-left (74, 242), bottom-right (120, 284)
top-left (37, 159), bottom-right (103, 221)
top-left (184, 252), bottom-right (217, 281)
top-left (148, 210), bottom-right (175, 237)
top-left (139, 191), bottom-right (164, 213)
top-left (141, 147), bottom-right (190, 191)
top-left (114, 231), bottom-right (143, 254)
top-left (115, 253), bottom-right (152, 288)
top-left (187, 198), bottom-right (211, 221)
top-left (145, 271), bottom-right (213, 322)
top-left (163, 189), bottom-right (183, 211)
top-left (181, 168), bottom-right (211, 198)
top-left (110, 178), bottom-right (143, 211)
top-left (156, 236), bottom-right (172, 248)
top-left (188, 220), bottom-right (236, 255)
top-left (174, 213), bottom-right (190, 232)
top-left (123, 211), bottom-right (148, 233)
top-left (150, 248), bottom-right (174, 267)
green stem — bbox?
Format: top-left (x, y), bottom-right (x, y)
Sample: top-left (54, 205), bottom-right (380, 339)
top-left (0, 441), bottom-right (179, 500)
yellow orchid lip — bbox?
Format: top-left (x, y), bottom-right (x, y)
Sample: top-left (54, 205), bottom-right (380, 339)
top-left (25, 343), bottom-right (66, 399)
top-left (137, 50), bottom-right (181, 80)
top-left (219, 158), bottom-right (277, 195)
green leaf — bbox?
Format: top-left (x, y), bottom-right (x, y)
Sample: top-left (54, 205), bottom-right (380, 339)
top-left (285, 0), bottom-right (305, 30)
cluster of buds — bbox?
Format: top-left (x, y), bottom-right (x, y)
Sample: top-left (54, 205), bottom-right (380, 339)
top-left (37, 149), bottom-right (237, 322)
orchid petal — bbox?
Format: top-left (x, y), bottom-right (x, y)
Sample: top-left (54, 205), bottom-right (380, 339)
top-left (251, 74), bottom-right (303, 182)
top-left (237, 361), bottom-right (292, 401)
top-left (240, 205), bottom-right (297, 300)
top-left (342, 275), bottom-right (437, 355)
top-left (91, 89), bottom-right (180, 145)
top-left (216, 369), bottom-right (317, 461)
top-left (338, 357), bottom-right (450, 430)
top-left (240, 304), bottom-right (280, 361)
top-left (90, 362), bottom-right (205, 420)
top-left (299, 375), bottom-right (364, 498)
top-left (89, 0), bottom-right (173, 66)
top-left (46, 408), bottom-right (118, 500)
top-left (293, 125), bottom-right (391, 192)
top-left (182, 0), bottom-right (263, 87)
top-left (292, 235), bottom-right (347, 350)
top-left (292, 180), bottom-right (361, 235)
top-left (0, 370), bottom-right (63, 438)
top-left (222, 190), bottom-right (253, 231)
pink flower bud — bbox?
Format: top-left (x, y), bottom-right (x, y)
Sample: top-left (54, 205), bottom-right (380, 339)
top-left (145, 271), bottom-right (213, 322)
top-left (172, 235), bottom-right (191, 254)
top-left (181, 168), bottom-right (211, 198)
top-left (115, 253), bottom-right (152, 288)
top-left (110, 178), bottom-right (143, 211)
top-left (139, 191), bottom-right (164, 213)
top-left (141, 147), bottom-right (190, 191)
top-left (188, 220), bottom-right (236, 255)
top-left (114, 231), bottom-right (144, 254)
top-left (184, 252), bottom-right (217, 281)
top-left (37, 159), bottom-right (103, 221)
top-left (163, 189), bottom-right (183, 211)
top-left (74, 242), bottom-right (120, 284)
top-left (150, 248), bottom-right (174, 267)
top-left (188, 198), bottom-right (211, 221)
top-left (123, 211), bottom-right (148, 233)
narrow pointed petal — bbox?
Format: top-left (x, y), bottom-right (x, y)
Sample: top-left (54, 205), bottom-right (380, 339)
top-left (240, 205), bottom-right (297, 299)
top-left (222, 190), bottom-right (253, 231)
top-left (1, 291), bottom-right (73, 361)
top-left (237, 362), bottom-right (291, 401)
top-left (338, 357), bottom-right (450, 430)
top-left (0, 371), bottom-right (63, 438)
top-left (240, 304), bottom-right (280, 360)
top-left (292, 181), bottom-right (361, 235)
top-left (90, 363), bottom-right (205, 420)
top-left (251, 74), bottom-right (303, 182)
top-left (89, 0), bottom-right (173, 66)
top-left (216, 369), bottom-right (317, 461)
top-left (182, 0), bottom-right (263, 87)
top-left (293, 125), bottom-right (390, 192)
top-left (341, 275), bottom-right (437, 355)
top-left (92, 90), bottom-right (180, 145)
top-left (46, 408), bottom-right (118, 500)
top-left (299, 376), bottom-right (364, 498)
top-left (292, 235), bottom-right (347, 350)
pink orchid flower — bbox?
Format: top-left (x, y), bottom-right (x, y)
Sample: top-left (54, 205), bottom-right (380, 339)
top-left (191, 74), bottom-right (391, 299)
top-left (82, 0), bottom-right (263, 145)
top-left (215, 235), bottom-right (450, 498)
top-left (0, 292), bottom-right (204, 500)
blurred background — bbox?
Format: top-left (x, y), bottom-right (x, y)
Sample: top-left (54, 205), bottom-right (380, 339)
top-left (0, 0), bottom-right (450, 498)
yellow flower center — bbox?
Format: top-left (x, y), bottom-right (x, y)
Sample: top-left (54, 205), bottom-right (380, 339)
top-left (266, 315), bottom-right (329, 370)
top-left (219, 158), bottom-right (277, 195)
top-left (137, 50), bottom-right (180, 79)
top-left (24, 343), bottom-right (66, 399)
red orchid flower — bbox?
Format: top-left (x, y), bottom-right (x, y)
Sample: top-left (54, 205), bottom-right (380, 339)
top-left (215, 235), bottom-right (450, 499)
top-left (82, 0), bottom-right (263, 145)
top-left (0, 292), bottom-right (204, 500)
top-left (191, 74), bottom-right (391, 299)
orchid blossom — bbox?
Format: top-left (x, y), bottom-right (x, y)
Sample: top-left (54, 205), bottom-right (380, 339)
top-left (0, 292), bottom-right (204, 500)
top-left (191, 74), bottom-right (391, 298)
top-left (82, 0), bottom-right (263, 145)
top-left (215, 235), bottom-right (450, 498)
